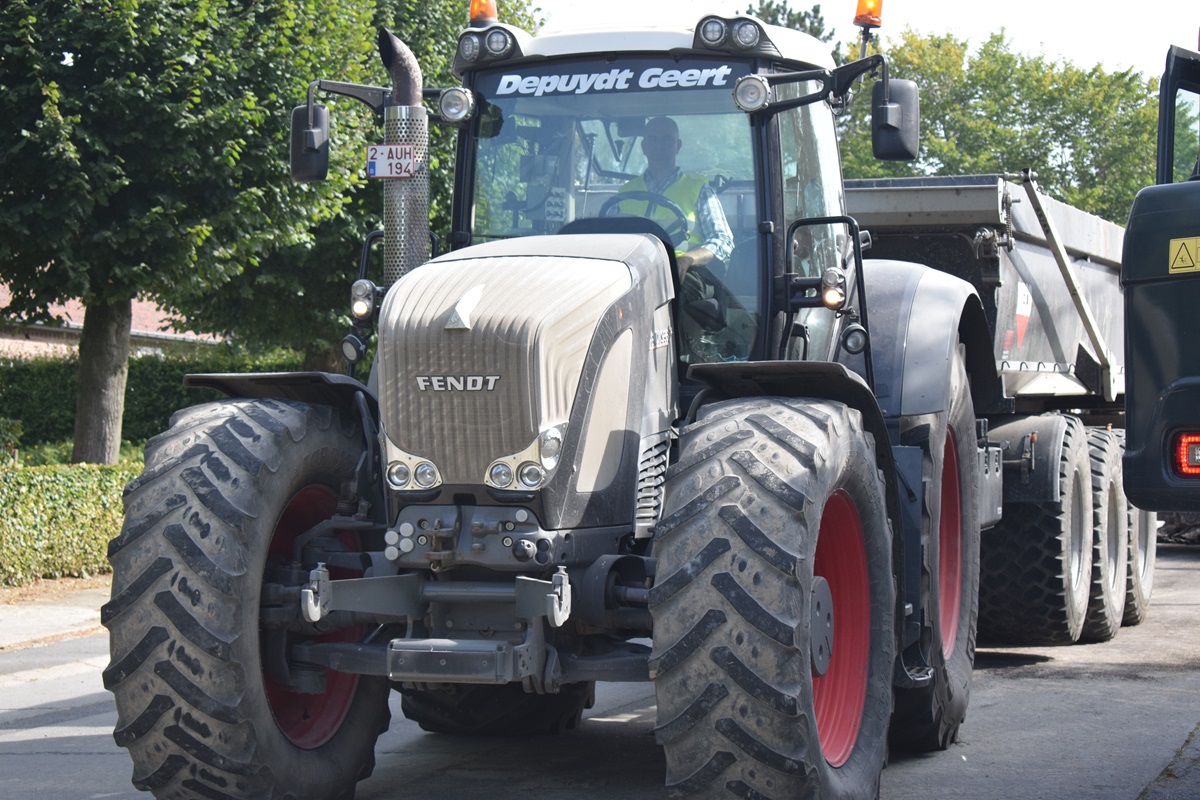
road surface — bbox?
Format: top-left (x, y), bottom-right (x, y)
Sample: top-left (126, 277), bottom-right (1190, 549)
top-left (1, 545), bottom-right (1197, 800)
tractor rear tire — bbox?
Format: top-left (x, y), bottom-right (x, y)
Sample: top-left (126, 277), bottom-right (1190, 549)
top-left (399, 681), bottom-right (595, 736)
top-left (978, 415), bottom-right (1093, 645)
top-left (650, 397), bottom-right (894, 800)
top-left (890, 342), bottom-right (980, 752)
top-left (103, 399), bottom-right (391, 800)
top-left (1115, 430), bottom-right (1157, 626)
top-left (1081, 429), bottom-right (1128, 642)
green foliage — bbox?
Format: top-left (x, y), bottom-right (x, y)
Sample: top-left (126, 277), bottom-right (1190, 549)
top-left (20, 439), bottom-right (144, 467)
top-left (0, 463), bottom-right (140, 586)
top-left (165, 0), bottom-right (541, 360)
top-left (0, 419), bottom-right (22, 459)
top-left (0, 348), bottom-right (303, 446)
top-left (746, 1), bottom-right (832, 42)
top-left (838, 31), bottom-right (1158, 223)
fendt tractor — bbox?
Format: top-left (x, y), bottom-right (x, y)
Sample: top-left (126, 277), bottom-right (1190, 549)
top-left (1123, 42), bottom-right (1200, 513)
top-left (102, 3), bottom-right (1151, 799)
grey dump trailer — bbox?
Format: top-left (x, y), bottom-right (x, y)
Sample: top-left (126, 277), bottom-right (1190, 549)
top-left (102, 8), bottom-right (1153, 800)
top-left (847, 173), bottom-right (1154, 641)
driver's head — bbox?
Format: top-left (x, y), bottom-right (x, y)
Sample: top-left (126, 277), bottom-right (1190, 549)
top-left (642, 116), bottom-right (681, 171)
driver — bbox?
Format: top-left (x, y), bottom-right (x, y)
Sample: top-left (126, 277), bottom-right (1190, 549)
top-left (616, 116), bottom-right (733, 275)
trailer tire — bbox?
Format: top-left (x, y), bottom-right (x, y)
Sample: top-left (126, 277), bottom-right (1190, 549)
top-left (103, 399), bottom-right (391, 800)
top-left (1080, 429), bottom-right (1128, 642)
top-left (1114, 432), bottom-right (1157, 626)
top-left (399, 681), bottom-right (595, 736)
top-left (890, 342), bottom-right (980, 752)
top-left (650, 397), bottom-right (894, 800)
top-left (979, 415), bottom-right (1093, 645)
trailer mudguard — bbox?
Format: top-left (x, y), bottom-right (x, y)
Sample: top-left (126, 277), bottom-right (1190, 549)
top-left (856, 259), bottom-right (998, 422)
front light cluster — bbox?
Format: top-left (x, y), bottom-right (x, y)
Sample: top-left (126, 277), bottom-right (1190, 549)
top-left (350, 279), bottom-right (378, 322)
top-left (695, 16), bottom-right (764, 51)
top-left (385, 444), bottom-right (442, 492)
top-left (455, 24), bottom-right (525, 72)
top-left (486, 426), bottom-right (564, 491)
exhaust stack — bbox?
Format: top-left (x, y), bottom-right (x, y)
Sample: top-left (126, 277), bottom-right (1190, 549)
top-left (378, 28), bottom-right (429, 285)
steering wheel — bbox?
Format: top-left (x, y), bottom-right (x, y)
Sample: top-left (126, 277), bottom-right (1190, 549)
top-left (598, 191), bottom-right (689, 249)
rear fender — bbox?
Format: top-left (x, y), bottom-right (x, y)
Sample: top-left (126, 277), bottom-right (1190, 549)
top-left (857, 259), bottom-right (999, 421)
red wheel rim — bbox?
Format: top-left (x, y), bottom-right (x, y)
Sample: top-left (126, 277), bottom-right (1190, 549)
top-left (812, 488), bottom-right (870, 768)
top-left (939, 429), bottom-right (963, 657)
top-left (262, 485), bottom-right (361, 749)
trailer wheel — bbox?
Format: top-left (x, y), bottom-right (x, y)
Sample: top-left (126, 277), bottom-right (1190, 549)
top-left (1115, 431), bottom-right (1157, 626)
top-left (650, 397), bottom-right (894, 800)
top-left (891, 342), bottom-right (980, 751)
top-left (978, 415), bottom-right (1093, 645)
top-left (103, 399), bottom-right (390, 800)
top-left (399, 681), bottom-right (595, 736)
top-left (1080, 429), bottom-right (1128, 642)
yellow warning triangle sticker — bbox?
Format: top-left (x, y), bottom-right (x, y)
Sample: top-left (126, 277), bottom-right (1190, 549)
top-left (1170, 238), bottom-right (1199, 273)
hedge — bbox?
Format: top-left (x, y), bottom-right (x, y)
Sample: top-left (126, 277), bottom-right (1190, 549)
top-left (0, 463), bottom-right (141, 586)
top-left (0, 348), bottom-right (304, 445)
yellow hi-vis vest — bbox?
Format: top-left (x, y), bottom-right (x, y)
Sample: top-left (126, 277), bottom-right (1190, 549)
top-left (616, 173), bottom-right (708, 254)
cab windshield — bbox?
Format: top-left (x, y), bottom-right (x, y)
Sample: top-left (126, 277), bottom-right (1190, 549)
top-left (467, 56), bottom-right (761, 363)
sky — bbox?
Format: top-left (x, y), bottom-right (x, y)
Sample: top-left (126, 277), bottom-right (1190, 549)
top-left (535, 1), bottom-right (1200, 80)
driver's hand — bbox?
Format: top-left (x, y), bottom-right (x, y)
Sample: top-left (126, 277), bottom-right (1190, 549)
top-left (676, 247), bottom-right (712, 274)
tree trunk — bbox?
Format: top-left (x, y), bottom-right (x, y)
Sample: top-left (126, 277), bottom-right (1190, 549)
top-left (72, 297), bottom-right (133, 464)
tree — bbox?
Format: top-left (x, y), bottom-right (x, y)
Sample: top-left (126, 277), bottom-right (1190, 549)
top-left (165, 0), bottom-right (540, 370)
top-left (837, 30), bottom-right (1158, 224)
top-left (747, 1), bottom-right (832, 43)
top-left (0, 0), bottom-right (377, 462)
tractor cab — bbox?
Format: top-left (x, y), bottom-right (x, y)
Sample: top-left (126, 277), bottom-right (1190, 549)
top-left (442, 14), bottom-right (915, 372)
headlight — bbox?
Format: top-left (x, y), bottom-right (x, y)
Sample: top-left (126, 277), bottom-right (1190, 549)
top-left (484, 28), bottom-right (513, 57)
top-left (518, 462), bottom-right (545, 489)
top-left (822, 267), bottom-right (848, 309)
top-left (733, 75), bottom-right (771, 112)
top-left (540, 427), bottom-right (563, 468)
top-left (414, 462), bottom-right (439, 489)
top-left (438, 87), bottom-right (476, 123)
top-left (458, 32), bottom-right (481, 62)
top-left (341, 333), bottom-right (367, 365)
top-left (387, 462), bottom-right (411, 489)
top-left (350, 279), bottom-right (377, 321)
top-left (489, 462), bottom-right (514, 488)
top-left (699, 17), bottom-right (726, 46)
top-left (731, 20), bottom-right (761, 48)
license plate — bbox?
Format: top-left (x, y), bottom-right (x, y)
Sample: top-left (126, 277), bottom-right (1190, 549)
top-left (367, 144), bottom-right (417, 178)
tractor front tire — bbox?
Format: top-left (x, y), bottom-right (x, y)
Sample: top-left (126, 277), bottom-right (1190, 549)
top-left (650, 397), bottom-right (894, 800)
top-left (103, 399), bottom-right (391, 800)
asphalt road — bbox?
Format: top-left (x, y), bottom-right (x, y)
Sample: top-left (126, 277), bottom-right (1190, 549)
top-left (1, 545), bottom-right (1197, 800)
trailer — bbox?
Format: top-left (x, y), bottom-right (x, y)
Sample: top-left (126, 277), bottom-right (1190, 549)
top-left (847, 173), bottom-right (1156, 639)
top-left (102, 5), bottom-right (1154, 800)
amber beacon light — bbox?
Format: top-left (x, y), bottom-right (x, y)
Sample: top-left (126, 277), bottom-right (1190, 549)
top-left (854, 0), bottom-right (883, 28)
top-left (469, 0), bottom-right (499, 27)
top-left (1174, 433), bottom-right (1200, 477)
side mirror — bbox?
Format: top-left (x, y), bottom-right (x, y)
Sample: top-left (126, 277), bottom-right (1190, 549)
top-left (290, 104), bottom-right (330, 182)
top-left (871, 78), bottom-right (919, 161)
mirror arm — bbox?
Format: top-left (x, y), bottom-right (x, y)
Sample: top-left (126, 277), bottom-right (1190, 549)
top-left (831, 54), bottom-right (888, 104)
